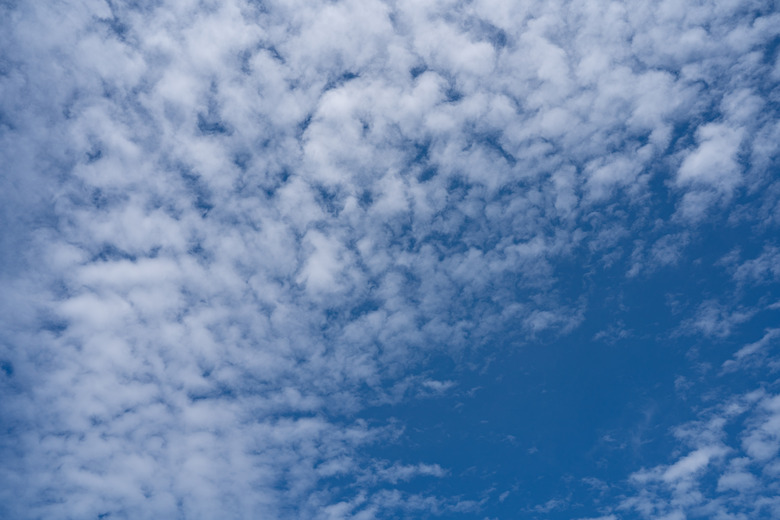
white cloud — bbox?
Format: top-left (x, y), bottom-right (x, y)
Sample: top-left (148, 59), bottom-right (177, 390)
top-left (661, 446), bottom-right (729, 482)
top-left (733, 246), bottom-right (780, 284)
top-left (614, 390), bottom-right (780, 520)
top-left (1, 0), bottom-right (779, 517)
top-left (677, 123), bottom-right (743, 190)
top-left (722, 328), bottom-right (780, 372)
top-left (684, 300), bottom-right (754, 338)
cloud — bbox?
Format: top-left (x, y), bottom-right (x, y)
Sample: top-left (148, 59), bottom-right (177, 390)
top-left (683, 299), bottom-right (755, 338)
top-left (677, 123), bottom-right (744, 192)
top-left (615, 391), bottom-right (780, 519)
top-left (732, 246), bottom-right (780, 285)
top-left (722, 328), bottom-right (780, 373)
top-left (1, 0), bottom-right (779, 518)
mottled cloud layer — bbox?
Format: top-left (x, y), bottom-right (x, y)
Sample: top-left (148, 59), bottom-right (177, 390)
top-left (1, 0), bottom-right (779, 518)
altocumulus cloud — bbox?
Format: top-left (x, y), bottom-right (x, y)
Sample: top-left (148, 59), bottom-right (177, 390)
top-left (1, 0), bottom-right (780, 518)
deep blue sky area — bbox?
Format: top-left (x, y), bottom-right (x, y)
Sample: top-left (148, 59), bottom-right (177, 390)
top-left (2, 1), bottom-right (780, 519)
top-left (357, 234), bottom-right (765, 518)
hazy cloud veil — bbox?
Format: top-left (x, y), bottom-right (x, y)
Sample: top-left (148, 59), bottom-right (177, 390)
top-left (1, 0), bottom-right (779, 518)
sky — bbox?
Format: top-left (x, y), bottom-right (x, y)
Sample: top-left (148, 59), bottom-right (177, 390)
top-left (1, 0), bottom-right (780, 519)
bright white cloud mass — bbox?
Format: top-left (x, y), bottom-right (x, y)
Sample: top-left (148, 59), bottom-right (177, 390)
top-left (1, 0), bottom-right (780, 518)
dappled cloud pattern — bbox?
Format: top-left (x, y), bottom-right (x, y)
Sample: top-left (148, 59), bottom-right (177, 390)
top-left (1, 0), bottom-right (780, 518)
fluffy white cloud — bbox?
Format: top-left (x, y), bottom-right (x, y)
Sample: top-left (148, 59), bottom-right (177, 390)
top-left (616, 390), bottom-right (780, 520)
top-left (1, 0), bottom-right (779, 518)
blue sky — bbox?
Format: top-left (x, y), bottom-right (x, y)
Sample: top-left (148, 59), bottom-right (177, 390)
top-left (1, 0), bottom-right (780, 519)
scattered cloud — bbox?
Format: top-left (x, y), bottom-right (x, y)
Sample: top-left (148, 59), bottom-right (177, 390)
top-left (1, 0), bottom-right (779, 518)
